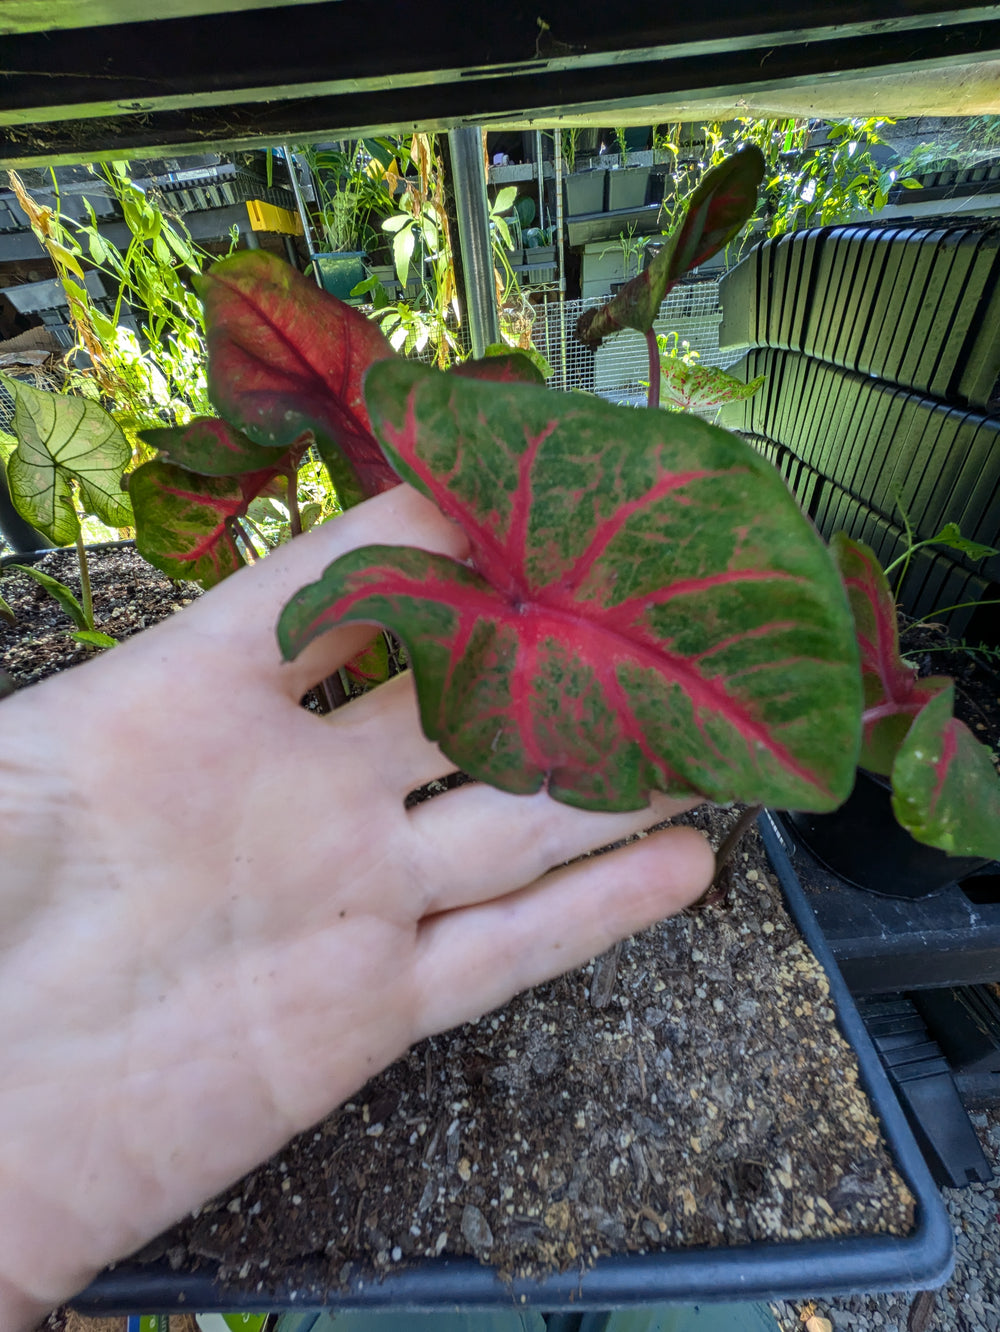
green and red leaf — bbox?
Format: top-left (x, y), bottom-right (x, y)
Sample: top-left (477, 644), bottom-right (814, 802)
top-left (279, 362), bottom-right (862, 813)
top-left (130, 459), bottom-right (281, 587)
top-left (661, 363), bottom-right (766, 414)
top-left (576, 148), bottom-right (765, 348)
top-left (139, 415), bottom-right (309, 478)
top-left (892, 687), bottom-right (1000, 859)
top-left (831, 534), bottom-right (950, 774)
top-left (195, 251), bottom-right (399, 506)
top-left (449, 351), bottom-right (547, 385)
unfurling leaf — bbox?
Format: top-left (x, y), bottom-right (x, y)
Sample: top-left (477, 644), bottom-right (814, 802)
top-left (576, 147), bottom-right (765, 348)
top-left (279, 363), bottom-right (861, 813)
top-left (195, 251), bottom-right (399, 506)
top-left (0, 373), bottom-right (133, 546)
top-left (72, 629), bottom-right (117, 649)
top-left (892, 687), bottom-right (1000, 859)
top-left (831, 534), bottom-right (950, 774)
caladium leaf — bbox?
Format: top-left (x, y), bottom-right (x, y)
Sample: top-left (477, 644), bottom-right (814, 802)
top-left (345, 632), bottom-right (391, 689)
top-left (195, 251), bottom-right (399, 506)
top-left (140, 416), bottom-right (309, 478)
top-left (576, 147), bottom-right (765, 348)
top-left (892, 686), bottom-right (1000, 858)
top-left (0, 373), bottom-right (132, 545)
top-left (130, 459), bottom-right (281, 587)
top-left (831, 534), bottom-right (950, 774)
top-left (450, 352), bottom-right (546, 385)
top-left (661, 363), bottom-right (766, 415)
top-left (279, 362), bottom-right (862, 813)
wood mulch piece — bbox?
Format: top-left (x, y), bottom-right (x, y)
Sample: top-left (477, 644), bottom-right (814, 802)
top-left (7, 547), bottom-right (918, 1304)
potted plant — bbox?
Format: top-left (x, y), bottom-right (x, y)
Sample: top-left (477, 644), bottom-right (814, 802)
top-left (9, 146), bottom-right (969, 1313)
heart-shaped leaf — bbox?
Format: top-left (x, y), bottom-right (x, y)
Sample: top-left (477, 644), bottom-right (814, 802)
top-left (576, 147), bottom-right (765, 348)
top-left (279, 363), bottom-right (862, 813)
top-left (831, 534), bottom-right (950, 774)
top-left (139, 416), bottom-right (308, 477)
top-left (0, 373), bottom-right (133, 545)
top-left (661, 363), bottom-right (766, 414)
top-left (892, 686), bottom-right (1000, 858)
top-left (130, 459), bottom-right (279, 586)
top-left (195, 251), bottom-right (399, 506)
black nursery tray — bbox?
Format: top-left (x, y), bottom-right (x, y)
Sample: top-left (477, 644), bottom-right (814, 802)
top-left (72, 815), bottom-right (953, 1315)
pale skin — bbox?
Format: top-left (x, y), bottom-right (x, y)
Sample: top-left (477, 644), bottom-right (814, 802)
top-left (0, 485), bottom-right (714, 1330)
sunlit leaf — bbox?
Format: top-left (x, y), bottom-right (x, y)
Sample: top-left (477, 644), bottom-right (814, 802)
top-left (195, 251), bottom-right (398, 507)
top-left (279, 363), bottom-right (862, 813)
top-left (7, 563), bottom-right (89, 630)
top-left (0, 374), bottom-right (133, 546)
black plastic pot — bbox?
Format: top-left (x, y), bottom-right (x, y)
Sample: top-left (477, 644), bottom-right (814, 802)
top-left (71, 816), bottom-right (953, 1315)
top-left (0, 539), bottom-right (136, 570)
top-left (785, 768), bottom-right (994, 899)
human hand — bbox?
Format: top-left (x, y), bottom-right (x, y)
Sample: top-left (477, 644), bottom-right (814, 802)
top-left (0, 484), bottom-right (713, 1327)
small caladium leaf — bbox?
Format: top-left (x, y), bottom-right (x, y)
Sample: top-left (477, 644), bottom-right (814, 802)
top-left (195, 251), bottom-right (399, 506)
top-left (450, 351), bottom-right (547, 385)
top-left (831, 534), bottom-right (950, 774)
top-left (140, 416), bottom-right (309, 478)
top-left (892, 686), bottom-right (1000, 859)
top-left (130, 459), bottom-right (278, 587)
top-left (345, 632), bottom-right (391, 689)
top-left (0, 373), bottom-right (133, 545)
top-left (7, 563), bottom-right (89, 630)
top-left (661, 363), bottom-right (766, 414)
top-left (279, 362), bottom-right (862, 813)
top-left (576, 147), bottom-right (765, 348)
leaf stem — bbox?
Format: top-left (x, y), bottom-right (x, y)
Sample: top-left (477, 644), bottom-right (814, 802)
top-left (75, 528), bottom-right (94, 630)
top-left (286, 468), bottom-right (302, 538)
top-left (714, 803), bottom-right (762, 879)
top-left (645, 328), bottom-right (660, 411)
top-left (913, 596), bottom-right (1000, 624)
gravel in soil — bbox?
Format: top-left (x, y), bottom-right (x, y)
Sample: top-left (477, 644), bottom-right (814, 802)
top-left (0, 546), bottom-right (201, 688)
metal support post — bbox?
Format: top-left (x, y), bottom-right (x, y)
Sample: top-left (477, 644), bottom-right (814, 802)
top-left (447, 127), bottom-right (500, 360)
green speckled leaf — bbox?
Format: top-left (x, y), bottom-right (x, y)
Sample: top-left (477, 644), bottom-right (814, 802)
top-left (279, 362), bottom-right (862, 813)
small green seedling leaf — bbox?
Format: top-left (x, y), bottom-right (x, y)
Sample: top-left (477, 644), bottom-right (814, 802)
top-left (280, 362), bottom-right (862, 813)
top-left (7, 563), bottom-right (89, 630)
top-left (0, 593), bottom-right (14, 624)
top-left (72, 629), bottom-right (118, 649)
top-left (892, 686), bottom-right (1000, 859)
top-left (450, 351), bottom-right (547, 385)
top-left (0, 373), bottom-right (133, 546)
top-left (576, 147), bottom-right (765, 347)
top-left (927, 522), bottom-right (998, 564)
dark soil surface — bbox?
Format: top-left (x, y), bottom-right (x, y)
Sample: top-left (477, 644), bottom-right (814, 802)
top-left (0, 546), bottom-right (201, 688)
top-left (7, 547), bottom-right (927, 1304)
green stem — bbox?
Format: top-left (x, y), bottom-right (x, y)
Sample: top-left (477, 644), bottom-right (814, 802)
top-left (75, 529), bottom-right (94, 631)
top-left (914, 596), bottom-right (1000, 624)
top-left (646, 329), bottom-right (660, 410)
top-left (286, 469), bottom-right (302, 538)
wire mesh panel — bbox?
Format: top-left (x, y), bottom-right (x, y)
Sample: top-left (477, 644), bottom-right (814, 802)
top-left (532, 280), bottom-right (741, 403)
